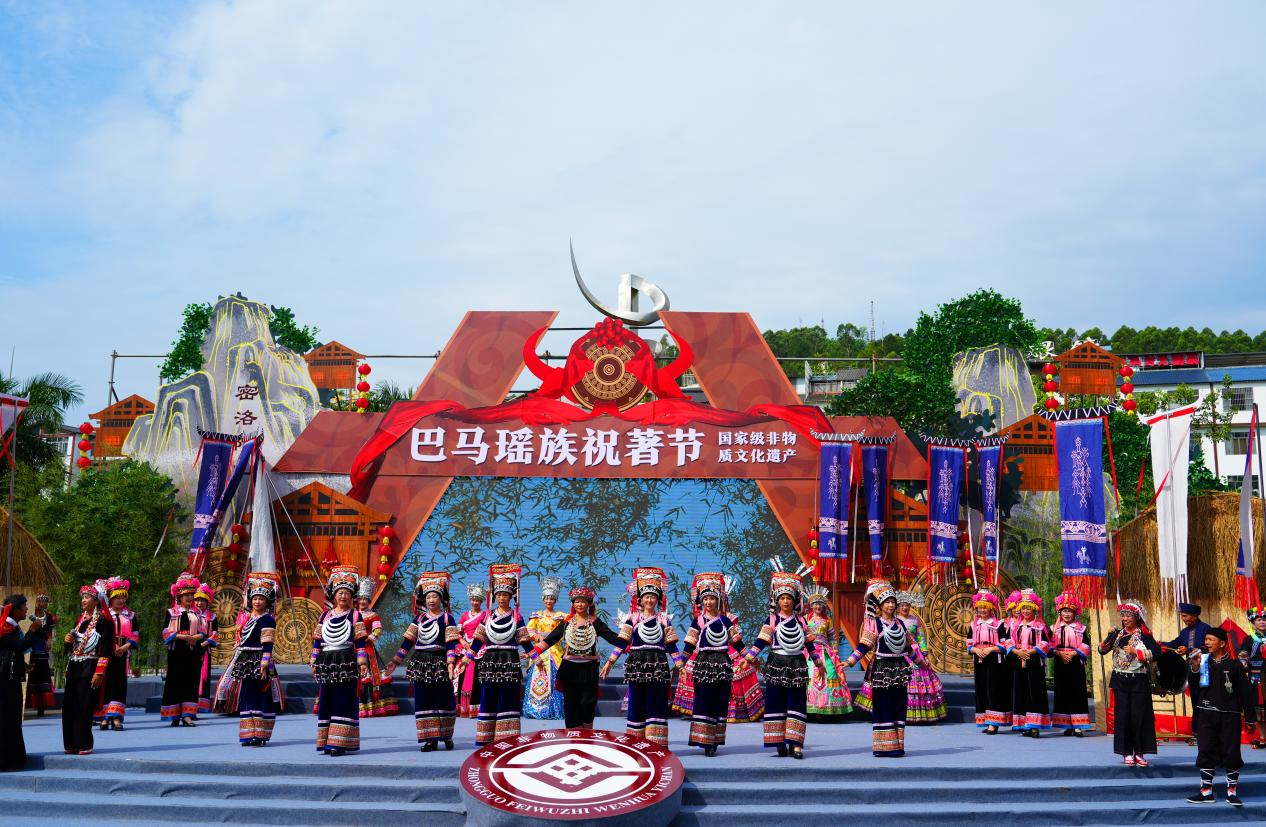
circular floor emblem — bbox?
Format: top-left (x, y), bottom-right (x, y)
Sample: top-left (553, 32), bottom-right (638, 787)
top-left (461, 729), bottom-right (684, 821)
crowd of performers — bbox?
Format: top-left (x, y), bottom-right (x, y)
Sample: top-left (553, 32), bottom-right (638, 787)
top-left (3, 566), bottom-right (1261, 806)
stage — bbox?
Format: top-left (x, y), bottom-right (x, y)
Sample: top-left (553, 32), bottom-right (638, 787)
top-left (2, 700), bottom-right (1260, 826)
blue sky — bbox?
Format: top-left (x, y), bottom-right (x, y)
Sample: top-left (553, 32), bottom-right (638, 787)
top-left (2, 1), bottom-right (1265, 422)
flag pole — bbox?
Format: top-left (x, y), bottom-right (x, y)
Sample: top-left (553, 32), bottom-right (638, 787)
top-left (5, 433), bottom-right (16, 594)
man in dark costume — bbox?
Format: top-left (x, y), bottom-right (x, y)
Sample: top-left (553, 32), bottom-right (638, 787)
top-left (1, 595), bottom-right (43, 770)
top-left (1186, 628), bottom-right (1255, 807)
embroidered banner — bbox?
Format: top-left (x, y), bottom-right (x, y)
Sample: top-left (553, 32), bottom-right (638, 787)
top-left (927, 444), bottom-right (965, 582)
top-left (1055, 418), bottom-right (1107, 606)
top-left (862, 444), bottom-right (889, 577)
top-left (977, 443), bottom-right (1003, 585)
top-left (1236, 406), bottom-right (1260, 609)
top-left (816, 442), bottom-right (852, 583)
top-left (189, 436), bottom-right (235, 563)
top-left (191, 437), bottom-right (260, 573)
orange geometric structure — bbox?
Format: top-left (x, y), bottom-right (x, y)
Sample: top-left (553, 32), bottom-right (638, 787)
top-left (89, 394), bottom-right (154, 458)
top-left (998, 413), bottom-right (1057, 491)
top-left (303, 341), bottom-right (366, 398)
top-left (1054, 341), bottom-right (1123, 398)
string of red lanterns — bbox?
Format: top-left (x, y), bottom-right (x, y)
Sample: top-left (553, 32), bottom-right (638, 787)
top-left (377, 525), bottom-right (396, 581)
top-left (76, 422), bottom-right (94, 470)
top-left (1041, 362), bottom-right (1060, 411)
top-left (1119, 364), bottom-right (1137, 415)
top-left (225, 523), bottom-right (249, 573)
top-left (355, 362), bottom-right (372, 413)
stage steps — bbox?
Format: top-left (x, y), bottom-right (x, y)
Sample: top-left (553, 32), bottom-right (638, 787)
top-left (4, 749), bottom-right (1255, 825)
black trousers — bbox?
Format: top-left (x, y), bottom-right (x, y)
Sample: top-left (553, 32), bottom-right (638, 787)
top-left (0, 679), bottom-right (26, 770)
top-left (1195, 709), bottom-right (1245, 771)
top-left (1110, 674), bottom-right (1156, 756)
top-left (62, 666), bottom-right (97, 753)
top-left (558, 659), bottom-right (599, 727)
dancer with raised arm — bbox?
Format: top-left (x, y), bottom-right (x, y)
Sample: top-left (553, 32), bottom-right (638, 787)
top-left (529, 583), bottom-right (623, 729)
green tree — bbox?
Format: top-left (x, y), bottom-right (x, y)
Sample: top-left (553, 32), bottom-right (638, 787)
top-left (904, 290), bottom-right (1043, 388)
top-left (0, 371), bottom-right (84, 475)
top-left (20, 460), bottom-right (189, 670)
top-left (269, 306), bottom-right (320, 354)
top-left (158, 302), bottom-right (214, 382)
top-left (825, 369), bottom-right (956, 435)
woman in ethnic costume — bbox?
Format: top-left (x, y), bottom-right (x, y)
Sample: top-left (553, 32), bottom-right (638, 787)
top-left (968, 589), bottom-right (1011, 734)
top-left (1003, 590), bottom-right (1022, 730)
top-left (1049, 590), bottom-right (1092, 736)
top-left (844, 579), bottom-right (929, 758)
top-left (1007, 589), bottom-right (1051, 737)
top-left (97, 576), bottom-right (138, 730)
top-left (523, 576), bottom-right (566, 720)
top-left (744, 565), bottom-right (824, 759)
top-left (464, 565), bottom-right (535, 746)
top-left (804, 584), bottom-right (852, 717)
top-left (161, 573), bottom-right (206, 726)
top-left (1, 595), bottom-right (42, 770)
top-left (1237, 605), bottom-right (1266, 748)
top-left (671, 658), bottom-right (695, 717)
top-left (530, 584), bottom-right (623, 728)
top-left (24, 594), bottom-right (56, 716)
top-left (601, 567), bottom-right (684, 747)
top-left (226, 572), bottom-right (282, 746)
top-left (312, 565), bottom-right (370, 756)
top-left (681, 573), bottom-right (746, 757)
top-left (63, 581), bottom-right (114, 755)
top-left (1098, 598), bottom-right (1161, 767)
top-left (456, 584), bottom-right (486, 717)
top-left (383, 572), bottom-right (460, 751)
top-left (727, 648), bottom-right (764, 723)
top-left (897, 590), bottom-right (946, 724)
top-left (356, 576), bottom-right (399, 718)
top-left (193, 582), bottom-right (219, 717)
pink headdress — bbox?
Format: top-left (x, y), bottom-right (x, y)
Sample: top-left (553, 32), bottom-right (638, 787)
top-left (973, 589), bottom-right (999, 611)
top-left (1054, 590), bottom-right (1083, 615)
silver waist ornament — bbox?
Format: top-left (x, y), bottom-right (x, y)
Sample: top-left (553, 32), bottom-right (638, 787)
top-left (485, 612), bottom-right (517, 645)
top-left (773, 618), bottom-right (805, 654)
top-left (565, 620), bottom-right (597, 653)
top-left (637, 618), bottom-right (664, 645)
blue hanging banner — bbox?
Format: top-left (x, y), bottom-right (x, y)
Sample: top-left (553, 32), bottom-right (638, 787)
top-left (192, 436), bottom-right (260, 573)
top-left (1055, 418), bottom-right (1107, 607)
top-left (862, 444), bottom-right (889, 577)
top-left (977, 443), bottom-right (1003, 584)
top-left (927, 444), bottom-right (965, 583)
top-left (816, 442), bottom-right (852, 583)
top-left (189, 436), bottom-right (235, 566)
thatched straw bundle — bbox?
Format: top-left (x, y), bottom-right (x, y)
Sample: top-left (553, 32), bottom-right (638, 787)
top-left (1112, 492), bottom-right (1263, 610)
top-left (0, 505), bottom-right (63, 596)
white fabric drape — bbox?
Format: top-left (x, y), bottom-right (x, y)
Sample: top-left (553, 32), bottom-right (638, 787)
top-left (1147, 406), bottom-right (1195, 603)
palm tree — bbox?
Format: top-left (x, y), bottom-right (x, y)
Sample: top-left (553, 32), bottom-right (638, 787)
top-left (328, 380), bottom-right (414, 413)
top-left (0, 371), bottom-right (85, 471)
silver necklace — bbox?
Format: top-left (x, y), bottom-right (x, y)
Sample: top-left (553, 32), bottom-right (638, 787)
top-left (880, 617), bottom-right (908, 651)
top-left (703, 617), bottom-right (729, 647)
top-left (775, 617), bottom-right (805, 651)
top-left (638, 617), bottom-right (664, 645)
top-left (321, 612), bottom-right (353, 646)
top-left (486, 611), bottom-right (517, 644)
top-left (565, 620), bottom-right (597, 651)
top-left (417, 614), bottom-right (441, 645)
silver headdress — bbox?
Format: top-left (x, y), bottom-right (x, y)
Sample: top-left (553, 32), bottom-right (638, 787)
top-left (356, 576), bottom-right (376, 602)
top-left (466, 583), bottom-right (487, 602)
top-left (540, 576), bottom-right (563, 602)
top-left (896, 590), bottom-right (925, 609)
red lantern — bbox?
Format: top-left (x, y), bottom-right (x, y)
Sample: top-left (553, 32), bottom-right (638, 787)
top-left (77, 439), bottom-right (91, 452)
top-left (227, 558), bottom-right (245, 573)
top-left (377, 561), bottom-right (392, 576)
top-left (1119, 365), bottom-right (1134, 378)
top-left (1122, 398), bottom-right (1138, 412)
top-left (356, 381), bottom-right (370, 393)
top-left (807, 528), bottom-right (818, 542)
top-left (79, 422), bottom-right (94, 435)
top-left (1042, 363), bottom-right (1057, 376)
top-left (1121, 382), bottom-right (1134, 395)
top-left (76, 456), bottom-right (92, 469)
top-left (228, 541), bottom-right (243, 554)
top-left (379, 525), bottom-right (397, 540)
top-left (355, 396), bottom-right (370, 409)
top-left (1044, 397), bottom-right (1059, 410)
top-left (358, 363), bottom-right (372, 376)
top-left (1043, 380), bottom-right (1058, 393)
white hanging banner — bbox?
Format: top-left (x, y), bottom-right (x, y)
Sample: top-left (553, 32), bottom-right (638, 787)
top-left (248, 456), bottom-right (276, 572)
top-left (1146, 406), bottom-right (1196, 603)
